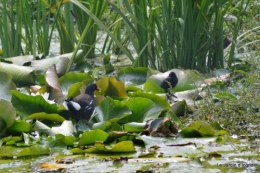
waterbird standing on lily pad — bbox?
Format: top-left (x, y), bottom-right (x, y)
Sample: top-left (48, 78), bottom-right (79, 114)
top-left (63, 83), bottom-right (100, 123)
top-left (160, 72), bottom-right (178, 100)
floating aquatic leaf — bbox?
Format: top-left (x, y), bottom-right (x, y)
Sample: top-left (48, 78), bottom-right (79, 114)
top-left (45, 65), bottom-right (65, 104)
top-left (119, 97), bottom-right (154, 124)
top-left (0, 99), bottom-right (16, 134)
top-left (0, 62), bottom-right (34, 85)
top-left (117, 67), bottom-right (148, 85)
top-left (59, 72), bottom-right (94, 98)
top-left (8, 120), bottom-right (31, 134)
top-left (181, 121), bottom-right (228, 137)
top-left (96, 77), bottom-right (128, 98)
top-left (11, 90), bottom-right (58, 120)
top-left (95, 97), bottom-right (131, 122)
top-left (0, 72), bottom-right (16, 102)
top-left (26, 112), bottom-right (65, 123)
top-left (78, 129), bottom-right (109, 146)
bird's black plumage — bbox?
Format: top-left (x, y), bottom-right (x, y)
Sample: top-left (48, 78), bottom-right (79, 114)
top-left (160, 72), bottom-right (178, 99)
top-left (64, 83), bottom-right (100, 122)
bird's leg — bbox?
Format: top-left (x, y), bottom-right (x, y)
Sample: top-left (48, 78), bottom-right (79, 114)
top-left (169, 92), bottom-right (177, 98)
top-left (164, 80), bottom-right (178, 100)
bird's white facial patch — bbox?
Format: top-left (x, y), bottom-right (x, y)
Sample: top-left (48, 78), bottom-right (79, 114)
top-left (70, 101), bottom-right (81, 111)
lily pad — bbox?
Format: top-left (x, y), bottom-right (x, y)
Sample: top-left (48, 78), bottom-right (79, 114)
top-left (78, 129), bottom-right (109, 146)
top-left (26, 112), bottom-right (65, 123)
top-left (171, 100), bottom-right (187, 117)
top-left (76, 141), bottom-right (135, 153)
top-left (130, 91), bottom-right (170, 121)
top-left (45, 65), bottom-right (64, 104)
top-left (59, 72), bottom-right (94, 98)
top-left (8, 120), bottom-right (31, 133)
top-left (95, 97), bottom-right (131, 122)
top-left (31, 50), bottom-right (83, 71)
top-left (11, 90), bottom-right (58, 120)
top-left (92, 121), bottom-right (123, 132)
top-left (0, 72), bottom-right (16, 102)
top-left (119, 97), bottom-right (155, 124)
top-left (0, 145), bottom-right (50, 158)
top-left (181, 121), bottom-right (228, 137)
top-left (117, 67), bottom-right (148, 85)
top-left (214, 92), bottom-right (237, 100)
top-left (96, 77), bottom-right (128, 98)
top-left (0, 62), bottom-right (34, 85)
top-left (123, 122), bottom-right (146, 133)
top-left (0, 99), bottom-right (16, 133)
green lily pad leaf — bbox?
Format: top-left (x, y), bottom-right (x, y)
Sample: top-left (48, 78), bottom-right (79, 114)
top-left (125, 86), bottom-right (142, 92)
top-left (119, 97), bottom-right (154, 124)
top-left (85, 141), bottom-right (135, 153)
top-left (123, 122), bottom-right (146, 132)
top-left (214, 92), bottom-right (237, 100)
top-left (103, 53), bottom-right (114, 74)
top-left (210, 121), bottom-right (225, 131)
top-left (104, 63), bottom-right (114, 74)
top-left (0, 99), bottom-right (16, 133)
top-left (171, 100), bottom-right (187, 117)
top-left (117, 67), bottom-right (148, 85)
top-left (8, 120), bottom-right (31, 133)
top-left (59, 72), bottom-right (93, 98)
top-left (107, 131), bottom-right (136, 142)
top-left (181, 121), bottom-right (227, 137)
top-left (164, 111), bottom-right (180, 124)
top-left (95, 97), bottom-right (131, 122)
top-left (0, 62), bottom-right (34, 85)
top-left (4, 54), bottom-right (36, 66)
top-left (70, 148), bottom-right (86, 154)
top-left (17, 144), bottom-right (50, 157)
top-left (144, 69), bottom-right (202, 93)
top-left (78, 129), bottom-right (109, 146)
top-left (26, 112), bottom-right (65, 122)
top-left (110, 141), bottom-right (135, 152)
top-left (31, 50), bottom-right (83, 71)
top-left (0, 72), bottom-right (16, 102)
top-left (92, 121), bottom-right (112, 131)
top-left (130, 91), bottom-right (170, 121)
top-left (56, 57), bottom-right (70, 76)
top-left (55, 134), bottom-right (76, 146)
top-left (1, 136), bottom-right (22, 143)
top-left (92, 121), bottom-right (122, 132)
top-left (96, 77), bottom-right (128, 98)
top-left (74, 61), bottom-right (94, 72)
top-left (45, 65), bottom-right (64, 104)
top-left (11, 90), bottom-right (58, 120)
top-left (72, 141), bottom-right (135, 154)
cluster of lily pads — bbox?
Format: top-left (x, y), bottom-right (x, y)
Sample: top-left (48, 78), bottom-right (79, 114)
top-left (0, 52), bottom-right (229, 158)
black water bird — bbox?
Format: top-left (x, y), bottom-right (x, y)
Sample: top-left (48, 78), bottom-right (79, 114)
top-left (223, 37), bottom-right (231, 49)
top-left (160, 72), bottom-right (178, 99)
top-left (63, 83), bottom-right (100, 123)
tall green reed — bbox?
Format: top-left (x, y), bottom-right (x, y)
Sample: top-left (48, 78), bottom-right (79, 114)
top-left (72, 0), bottom-right (108, 58)
top-left (107, 0), bottom-right (238, 72)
